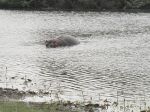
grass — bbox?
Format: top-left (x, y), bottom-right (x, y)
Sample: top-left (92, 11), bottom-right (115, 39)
top-left (0, 101), bottom-right (79, 112)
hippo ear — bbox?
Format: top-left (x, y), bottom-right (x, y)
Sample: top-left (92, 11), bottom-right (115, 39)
top-left (45, 40), bottom-right (48, 43)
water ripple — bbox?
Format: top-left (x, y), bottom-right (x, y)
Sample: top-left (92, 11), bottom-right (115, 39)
top-left (0, 10), bottom-right (150, 102)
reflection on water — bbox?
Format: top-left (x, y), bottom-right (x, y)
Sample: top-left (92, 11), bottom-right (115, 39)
top-left (0, 10), bottom-right (150, 106)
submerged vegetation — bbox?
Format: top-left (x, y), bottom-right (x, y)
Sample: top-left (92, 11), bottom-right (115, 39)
top-left (0, 0), bottom-right (149, 11)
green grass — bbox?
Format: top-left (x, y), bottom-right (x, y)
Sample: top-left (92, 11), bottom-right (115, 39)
top-left (0, 101), bottom-right (79, 112)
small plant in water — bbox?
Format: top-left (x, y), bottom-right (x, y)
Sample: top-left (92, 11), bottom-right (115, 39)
top-left (5, 66), bottom-right (8, 88)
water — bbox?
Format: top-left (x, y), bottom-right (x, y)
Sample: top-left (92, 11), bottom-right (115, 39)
top-left (0, 10), bottom-right (150, 106)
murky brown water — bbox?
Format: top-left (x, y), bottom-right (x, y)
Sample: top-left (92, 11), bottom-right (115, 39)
top-left (0, 10), bottom-right (150, 106)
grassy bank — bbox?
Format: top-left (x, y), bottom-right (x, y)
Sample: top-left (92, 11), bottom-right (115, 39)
top-left (0, 0), bottom-right (149, 11)
top-left (1, 101), bottom-right (150, 112)
top-left (0, 101), bottom-right (80, 112)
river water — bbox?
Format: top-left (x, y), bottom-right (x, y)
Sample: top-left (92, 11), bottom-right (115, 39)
top-left (0, 10), bottom-right (150, 106)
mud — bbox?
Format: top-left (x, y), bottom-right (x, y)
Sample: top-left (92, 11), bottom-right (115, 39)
top-left (0, 87), bottom-right (37, 100)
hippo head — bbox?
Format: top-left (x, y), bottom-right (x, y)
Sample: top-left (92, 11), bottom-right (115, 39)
top-left (45, 39), bottom-right (60, 48)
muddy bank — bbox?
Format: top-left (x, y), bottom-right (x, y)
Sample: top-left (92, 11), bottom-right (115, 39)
top-left (0, 87), bottom-right (111, 112)
top-left (0, 87), bottom-right (38, 100)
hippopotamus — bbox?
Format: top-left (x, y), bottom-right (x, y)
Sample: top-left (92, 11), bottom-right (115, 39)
top-left (45, 36), bottom-right (79, 48)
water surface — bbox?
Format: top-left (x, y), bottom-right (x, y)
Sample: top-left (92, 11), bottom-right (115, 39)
top-left (0, 10), bottom-right (150, 105)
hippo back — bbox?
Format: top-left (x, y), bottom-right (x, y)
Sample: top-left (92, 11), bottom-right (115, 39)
top-left (58, 36), bottom-right (79, 46)
top-left (45, 36), bottom-right (79, 48)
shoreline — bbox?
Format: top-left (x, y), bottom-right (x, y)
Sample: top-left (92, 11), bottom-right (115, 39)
top-left (0, 87), bottom-right (111, 112)
top-left (0, 87), bottom-right (149, 112)
top-left (0, 7), bottom-right (150, 13)
top-left (0, 87), bottom-right (38, 101)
